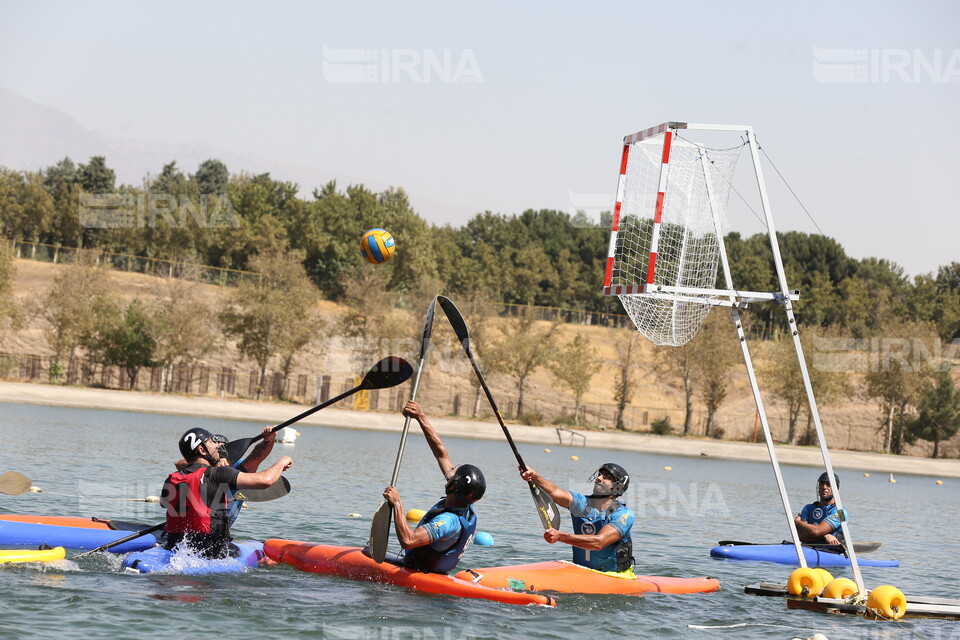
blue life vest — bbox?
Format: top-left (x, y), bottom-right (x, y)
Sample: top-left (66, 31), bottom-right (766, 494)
top-left (403, 499), bottom-right (477, 575)
top-left (570, 497), bottom-right (633, 572)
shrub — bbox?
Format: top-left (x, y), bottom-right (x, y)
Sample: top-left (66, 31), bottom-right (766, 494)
top-left (650, 416), bottom-right (672, 435)
top-left (518, 411), bottom-right (544, 426)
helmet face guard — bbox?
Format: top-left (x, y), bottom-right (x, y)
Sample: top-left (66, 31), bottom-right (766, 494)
top-left (589, 463), bottom-right (630, 497)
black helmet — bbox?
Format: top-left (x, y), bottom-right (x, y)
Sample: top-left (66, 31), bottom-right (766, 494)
top-left (179, 427), bottom-right (215, 460)
top-left (445, 464), bottom-right (486, 503)
top-left (818, 471), bottom-right (839, 488)
top-left (591, 462), bottom-right (630, 496)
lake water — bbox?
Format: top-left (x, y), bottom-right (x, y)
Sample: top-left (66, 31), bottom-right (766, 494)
top-left (1, 401), bottom-right (957, 640)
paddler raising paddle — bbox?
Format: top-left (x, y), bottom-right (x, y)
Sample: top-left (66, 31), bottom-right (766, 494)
top-left (161, 427), bottom-right (292, 559)
top-left (520, 463), bottom-right (635, 573)
top-left (382, 401), bottom-right (485, 575)
top-left (794, 472), bottom-right (847, 546)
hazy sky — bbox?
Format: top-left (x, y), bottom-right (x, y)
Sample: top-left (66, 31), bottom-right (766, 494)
top-left (1, 0), bottom-right (957, 278)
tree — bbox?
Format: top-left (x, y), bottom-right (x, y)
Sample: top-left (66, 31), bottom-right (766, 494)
top-left (654, 342), bottom-right (696, 435)
top-left (149, 276), bottom-right (219, 392)
top-left (77, 156), bottom-right (116, 194)
top-left (336, 265), bottom-right (407, 377)
top-left (0, 241), bottom-right (24, 342)
top-left (613, 331), bottom-right (641, 430)
top-left (193, 159), bottom-right (229, 196)
top-left (691, 312), bottom-right (740, 438)
top-left (549, 333), bottom-right (602, 425)
top-left (219, 250), bottom-right (320, 399)
top-left (84, 299), bottom-right (157, 389)
top-left (487, 306), bottom-right (559, 418)
top-left (906, 368), bottom-right (960, 459)
top-left (40, 257), bottom-right (114, 382)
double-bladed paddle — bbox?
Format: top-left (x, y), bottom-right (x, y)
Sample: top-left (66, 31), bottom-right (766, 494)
top-left (717, 539), bottom-right (883, 555)
top-left (0, 471), bottom-right (31, 496)
top-left (436, 296), bottom-right (561, 531)
top-left (225, 356), bottom-right (414, 462)
top-left (368, 298), bottom-right (437, 563)
top-left (74, 522), bottom-right (166, 558)
top-left (234, 476), bottom-right (292, 502)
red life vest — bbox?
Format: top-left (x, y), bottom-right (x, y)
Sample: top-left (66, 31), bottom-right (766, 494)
top-left (163, 465), bottom-right (227, 535)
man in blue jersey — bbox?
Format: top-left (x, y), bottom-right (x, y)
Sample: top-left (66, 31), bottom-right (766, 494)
top-left (521, 463), bottom-right (635, 573)
top-left (382, 401), bottom-right (485, 575)
top-left (795, 472), bottom-right (847, 545)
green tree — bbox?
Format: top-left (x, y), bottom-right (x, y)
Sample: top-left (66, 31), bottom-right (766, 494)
top-left (654, 342), bottom-right (696, 435)
top-left (549, 333), bottom-right (602, 425)
top-left (691, 312), bottom-right (740, 438)
top-left (219, 250), bottom-right (320, 399)
top-left (85, 299), bottom-right (157, 389)
top-left (612, 331), bottom-right (641, 430)
top-left (77, 156), bottom-right (116, 193)
top-left (0, 241), bottom-right (24, 341)
top-left (487, 306), bottom-right (559, 417)
top-left (193, 159), bottom-right (229, 195)
top-left (906, 368), bottom-right (960, 459)
top-left (149, 276), bottom-right (219, 392)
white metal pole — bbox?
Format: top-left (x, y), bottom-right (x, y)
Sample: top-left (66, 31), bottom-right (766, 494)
top-left (744, 127), bottom-right (865, 592)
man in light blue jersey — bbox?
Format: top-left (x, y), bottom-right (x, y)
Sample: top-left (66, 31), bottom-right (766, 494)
top-left (795, 472), bottom-right (847, 545)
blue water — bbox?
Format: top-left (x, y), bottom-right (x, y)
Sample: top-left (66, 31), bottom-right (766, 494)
top-left (1, 401), bottom-right (957, 639)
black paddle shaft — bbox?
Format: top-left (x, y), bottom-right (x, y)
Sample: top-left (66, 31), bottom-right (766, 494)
top-left (74, 522), bottom-right (165, 558)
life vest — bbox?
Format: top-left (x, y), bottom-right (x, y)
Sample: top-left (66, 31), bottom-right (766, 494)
top-left (571, 500), bottom-right (634, 572)
top-left (162, 465), bottom-right (230, 557)
top-left (404, 499), bottom-right (477, 575)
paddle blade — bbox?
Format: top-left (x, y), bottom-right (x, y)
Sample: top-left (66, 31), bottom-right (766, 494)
top-left (0, 471), bottom-right (31, 496)
top-left (529, 483), bottom-right (561, 530)
top-left (437, 296), bottom-right (470, 346)
top-left (224, 436), bottom-right (256, 464)
top-left (233, 476), bottom-right (291, 503)
top-left (362, 356), bottom-right (414, 391)
top-left (368, 501), bottom-right (393, 563)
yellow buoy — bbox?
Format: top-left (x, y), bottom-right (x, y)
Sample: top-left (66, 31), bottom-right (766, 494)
top-left (406, 508), bottom-right (426, 524)
top-left (863, 473), bottom-right (870, 477)
top-left (867, 585), bottom-right (906, 619)
top-left (347, 513), bottom-right (363, 518)
top-left (544, 448), bottom-right (551, 453)
top-left (822, 577), bottom-right (858, 599)
top-left (663, 466), bottom-right (672, 471)
top-left (813, 568), bottom-right (834, 587)
top-left (889, 473), bottom-right (896, 483)
top-left (787, 567), bottom-right (824, 597)
top-left (570, 455), bottom-right (579, 461)
top-left (936, 480), bottom-right (943, 485)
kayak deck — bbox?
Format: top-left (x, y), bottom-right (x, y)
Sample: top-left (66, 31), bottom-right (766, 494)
top-left (0, 519), bottom-right (156, 553)
top-left (264, 540), bottom-right (555, 607)
top-left (122, 541), bottom-right (267, 575)
top-left (711, 544), bottom-right (899, 567)
top-left (456, 561), bottom-right (720, 595)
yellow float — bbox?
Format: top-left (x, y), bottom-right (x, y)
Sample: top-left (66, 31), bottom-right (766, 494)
top-left (867, 585), bottom-right (906, 619)
top-left (787, 567), bottom-right (824, 597)
top-left (813, 568), bottom-right (834, 587)
top-left (0, 546), bottom-right (66, 564)
top-left (822, 577), bottom-right (858, 599)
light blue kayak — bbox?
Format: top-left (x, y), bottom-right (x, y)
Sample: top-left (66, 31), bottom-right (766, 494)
top-left (710, 543), bottom-right (899, 567)
top-left (121, 540), bottom-right (265, 574)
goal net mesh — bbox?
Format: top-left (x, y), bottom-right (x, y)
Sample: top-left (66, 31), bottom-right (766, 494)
top-left (611, 136), bottom-right (743, 346)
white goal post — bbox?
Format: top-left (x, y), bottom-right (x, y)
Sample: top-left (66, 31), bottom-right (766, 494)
top-left (603, 121), bottom-right (865, 593)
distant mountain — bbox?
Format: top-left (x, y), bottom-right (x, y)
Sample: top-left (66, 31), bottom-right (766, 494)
top-left (0, 87), bottom-right (476, 223)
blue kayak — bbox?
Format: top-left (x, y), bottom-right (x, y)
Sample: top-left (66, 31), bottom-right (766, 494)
top-left (710, 543), bottom-right (899, 567)
top-left (122, 541), bottom-right (266, 574)
top-left (0, 520), bottom-right (156, 553)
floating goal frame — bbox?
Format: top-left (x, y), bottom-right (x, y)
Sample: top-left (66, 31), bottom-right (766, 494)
top-left (603, 121), bottom-right (865, 592)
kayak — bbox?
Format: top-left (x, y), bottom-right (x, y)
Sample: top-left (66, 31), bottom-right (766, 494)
top-left (717, 539), bottom-right (883, 553)
top-left (0, 519), bottom-right (157, 552)
top-left (122, 541), bottom-right (266, 575)
top-left (710, 544), bottom-right (899, 567)
top-left (0, 547), bottom-right (66, 564)
top-left (0, 515), bottom-right (151, 532)
top-left (264, 540), bottom-right (556, 607)
top-left (455, 561), bottom-right (720, 595)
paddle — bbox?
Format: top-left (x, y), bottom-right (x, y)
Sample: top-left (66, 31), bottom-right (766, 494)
top-left (74, 522), bottom-right (165, 558)
top-left (436, 296), bottom-right (561, 530)
top-left (0, 471), bottom-right (31, 496)
top-left (234, 476), bottom-right (291, 502)
top-left (368, 297), bottom-right (437, 563)
top-left (225, 356), bottom-right (414, 462)
top-left (717, 540), bottom-right (883, 555)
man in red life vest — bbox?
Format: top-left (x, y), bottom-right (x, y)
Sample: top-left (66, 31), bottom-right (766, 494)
top-left (161, 427), bottom-right (292, 558)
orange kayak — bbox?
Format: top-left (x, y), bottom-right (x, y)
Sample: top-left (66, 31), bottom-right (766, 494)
top-left (455, 561), bottom-right (720, 595)
top-left (263, 540), bottom-right (555, 607)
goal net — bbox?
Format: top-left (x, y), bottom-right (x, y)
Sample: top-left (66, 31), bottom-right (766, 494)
top-left (604, 125), bottom-right (744, 346)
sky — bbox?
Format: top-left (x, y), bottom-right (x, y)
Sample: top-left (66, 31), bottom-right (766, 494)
top-left (1, 0), bottom-right (958, 278)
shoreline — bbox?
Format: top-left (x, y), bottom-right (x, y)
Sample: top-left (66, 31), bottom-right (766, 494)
top-left (1, 380), bottom-right (957, 478)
